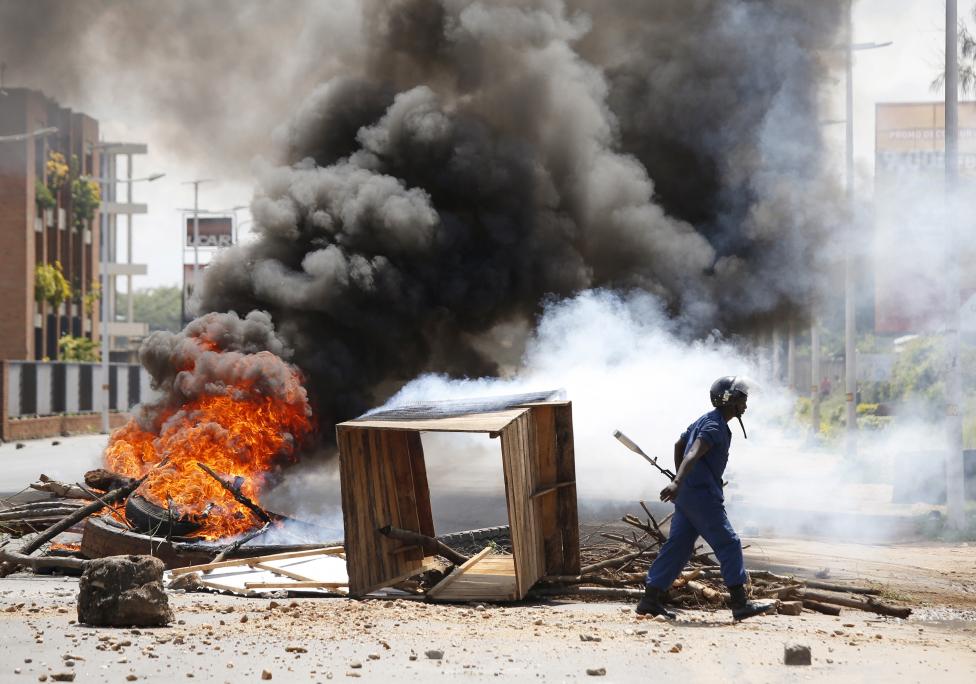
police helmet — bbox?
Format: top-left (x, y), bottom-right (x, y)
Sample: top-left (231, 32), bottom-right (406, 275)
top-left (709, 376), bottom-right (751, 408)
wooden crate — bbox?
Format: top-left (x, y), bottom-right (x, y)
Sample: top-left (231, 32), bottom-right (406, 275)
top-left (336, 400), bottom-right (579, 599)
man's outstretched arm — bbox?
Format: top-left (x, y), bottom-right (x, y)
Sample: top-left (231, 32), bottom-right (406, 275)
top-left (661, 437), bottom-right (710, 502)
top-left (673, 435), bottom-right (687, 473)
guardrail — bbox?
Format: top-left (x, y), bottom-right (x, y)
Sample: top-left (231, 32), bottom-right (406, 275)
top-left (0, 360), bottom-right (155, 440)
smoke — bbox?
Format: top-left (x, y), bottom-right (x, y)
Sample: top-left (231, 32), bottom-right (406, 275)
top-left (370, 290), bottom-right (947, 542)
top-left (191, 0), bottom-right (847, 432)
top-left (0, 0), bottom-right (364, 174)
top-left (132, 310), bottom-right (309, 434)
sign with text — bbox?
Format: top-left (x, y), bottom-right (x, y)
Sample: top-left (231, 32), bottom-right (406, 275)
top-left (185, 216), bottom-right (233, 248)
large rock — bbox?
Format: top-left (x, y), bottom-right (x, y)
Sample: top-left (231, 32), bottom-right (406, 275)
top-left (77, 555), bottom-right (173, 627)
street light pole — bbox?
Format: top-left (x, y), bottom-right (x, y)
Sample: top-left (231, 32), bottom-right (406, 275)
top-left (844, 0), bottom-right (857, 456)
top-left (944, 0), bottom-right (966, 531)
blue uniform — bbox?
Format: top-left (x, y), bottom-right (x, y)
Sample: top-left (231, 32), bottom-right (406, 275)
top-left (645, 409), bottom-right (747, 590)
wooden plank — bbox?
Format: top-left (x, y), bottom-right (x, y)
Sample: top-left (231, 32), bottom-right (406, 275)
top-left (501, 411), bottom-right (546, 599)
top-left (406, 431), bottom-right (435, 538)
top-left (531, 405), bottom-right (561, 575)
top-left (388, 431), bottom-right (423, 565)
top-left (249, 562), bottom-right (318, 583)
top-left (243, 581), bottom-right (348, 589)
top-left (342, 409), bottom-right (525, 433)
top-left (523, 410), bottom-right (545, 591)
top-left (554, 403), bottom-right (581, 575)
top-left (169, 546), bottom-right (345, 577)
top-left (500, 421), bottom-right (525, 597)
top-left (338, 424), bottom-right (370, 593)
top-left (426, 547), bottom-right (493, 599)
top-left (359, 558), bottom-right (439, 596)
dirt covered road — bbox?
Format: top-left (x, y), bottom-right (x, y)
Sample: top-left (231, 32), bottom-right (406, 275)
top-left (0, 538), bottom-right (974, 683)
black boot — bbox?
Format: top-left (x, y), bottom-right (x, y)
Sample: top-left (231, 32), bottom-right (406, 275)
top-left (728, 584), bottom-right (774, 621)
top-left (635, 586), bottom-right (676, 619)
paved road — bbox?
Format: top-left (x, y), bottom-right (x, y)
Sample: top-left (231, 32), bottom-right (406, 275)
top-left (0, 434), bottom-right (108, 499)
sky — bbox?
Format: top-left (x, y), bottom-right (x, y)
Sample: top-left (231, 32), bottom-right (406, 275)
top-left (85, 0), bottom-right (962, 291)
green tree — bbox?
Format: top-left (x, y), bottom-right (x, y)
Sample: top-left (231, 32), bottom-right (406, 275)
top-left (132, 285), bottom-right (182, 332)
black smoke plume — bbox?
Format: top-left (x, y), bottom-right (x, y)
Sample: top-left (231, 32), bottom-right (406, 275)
top-left (189, 0), bottom-right (845, 430)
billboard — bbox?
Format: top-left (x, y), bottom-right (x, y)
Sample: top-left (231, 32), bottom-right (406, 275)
top-left (185, 216), bottom-right (233, 248)
top-left (874, 102), bottom-right (976, 334)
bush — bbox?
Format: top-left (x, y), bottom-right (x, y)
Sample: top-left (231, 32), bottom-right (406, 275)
top-left (34, 261), bottom-right (71, 308)
top-left (35, 179), bottom-right (56, 210)
top-left (71, 176), bottom-right (101, 230)
top-left (59, 335), bottom-right (99, 362)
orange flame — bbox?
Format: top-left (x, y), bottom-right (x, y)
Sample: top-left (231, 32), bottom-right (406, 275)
top-left (104, 345), bottom-right (313, 540)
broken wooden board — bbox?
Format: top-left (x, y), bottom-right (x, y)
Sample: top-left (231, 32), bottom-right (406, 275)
top-left (165, 546), bottom-right (349, 596)
top-left (427, 549), bottom-right (518, 602)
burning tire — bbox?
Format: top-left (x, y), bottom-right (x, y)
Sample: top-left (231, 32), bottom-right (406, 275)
top-left (124, 494), bottom-right (202, 538)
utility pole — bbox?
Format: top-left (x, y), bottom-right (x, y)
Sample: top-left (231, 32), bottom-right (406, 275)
top-left (844, 0), bottom-right (858, 456)
top-left (183, 179), bottom-right (214, 305)
top-left (944, 0), bottom-right (966, 531)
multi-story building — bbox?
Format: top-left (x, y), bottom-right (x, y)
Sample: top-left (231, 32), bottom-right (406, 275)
top-left (0, 87), bottom-right (101, 361)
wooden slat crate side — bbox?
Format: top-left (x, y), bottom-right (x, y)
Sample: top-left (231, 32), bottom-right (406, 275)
top-left (406, 430), bottom-right (436, 538)
top-left (553, 403), bottom-right (581, 575)
top-left (339, 426), bottom-right (427, 595)
top-left (337, 425), bottom-right (371, 594)
top-left (501, 411), bottom-right (546, 598)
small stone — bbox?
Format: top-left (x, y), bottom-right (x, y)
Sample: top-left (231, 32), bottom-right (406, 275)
top-left (367, 654), bottom-right (380, 660)
top-left (349, 661), bottom-right (362, 669)
top-left (50, 674), bottom-right (75, 682)
top-left (653, 615), bottom-right (669, 622)
top-left (408, 655), bottom-right (417, 662)
top-left (784, 644), bottom-right (812, 666)
top-left (579, 634), bottom-right (601, 642)
top-left (240, 615), bottom-right (249, 623)
top-left (585, 668), bottom-right (606, 677)
top-left (261, 671), bottom-right (272, 680)
top-left (425, 650), bottom-right (444, 660)
top-left (669, 643), bottom-right (683, 654)
top-left (285, 646), bottom-right (307, 654)
top-left (127, 676), bottom-right (138, 681)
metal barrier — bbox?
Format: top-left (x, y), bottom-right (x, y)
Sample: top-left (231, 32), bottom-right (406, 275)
top-left (2, 360), bottom-right (153, 418)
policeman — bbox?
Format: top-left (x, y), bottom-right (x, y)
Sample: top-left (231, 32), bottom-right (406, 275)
top-left (635, 376), bottom-right (772, 621)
